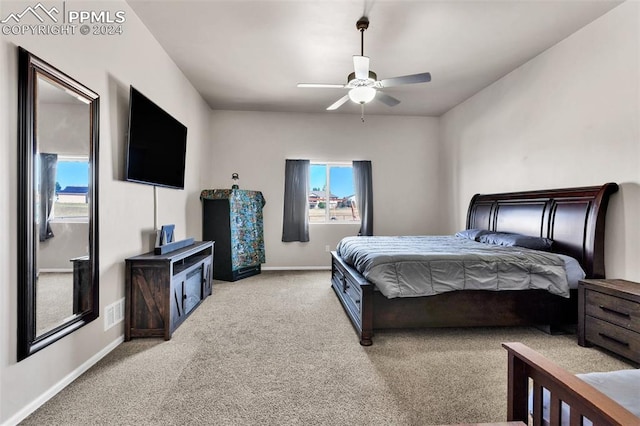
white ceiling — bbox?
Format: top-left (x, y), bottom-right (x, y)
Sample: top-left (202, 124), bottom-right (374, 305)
top-left (127, 0), bottom-right (621, 117)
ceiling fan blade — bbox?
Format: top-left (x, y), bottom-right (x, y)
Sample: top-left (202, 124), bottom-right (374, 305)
top-left (376, 92), bottom-right (400, 107)
top-left (327, 95), bottom-right (350, 111)
top-left (380, 72), bottom-right (431, 88)
top-left (297, 83), bottom-right (345, 89)
top-left (353, 56), bottom-right (370, 80)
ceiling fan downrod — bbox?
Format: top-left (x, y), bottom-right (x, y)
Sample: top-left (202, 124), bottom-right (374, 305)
top-left (356, 16), bottom-right (369, 56)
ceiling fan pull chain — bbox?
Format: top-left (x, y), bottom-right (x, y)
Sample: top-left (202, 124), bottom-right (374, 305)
top-left (361, 104), bottom-right (365, 122)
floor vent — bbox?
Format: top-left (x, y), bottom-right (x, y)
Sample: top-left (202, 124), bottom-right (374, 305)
top-left (104, 298), bottom-right (125, 331)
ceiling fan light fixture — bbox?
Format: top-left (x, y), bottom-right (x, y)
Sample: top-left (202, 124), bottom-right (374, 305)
top-left (348, 86), bottom-right (376, 104)
top-left (297, 16), bottom-right (431, 116)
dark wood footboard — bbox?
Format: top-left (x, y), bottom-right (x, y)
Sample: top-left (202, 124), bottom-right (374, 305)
top-left (503, 342), bottom-right (638, 425)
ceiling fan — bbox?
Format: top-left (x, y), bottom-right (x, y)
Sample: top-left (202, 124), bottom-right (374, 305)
top-left (297, 16), bottom-right (431, 117)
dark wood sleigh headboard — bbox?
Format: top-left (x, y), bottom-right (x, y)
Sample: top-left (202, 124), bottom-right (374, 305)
top-left (466, 183), bottom-right (619, 279)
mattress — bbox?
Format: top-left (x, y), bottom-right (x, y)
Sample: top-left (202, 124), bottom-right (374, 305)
top-left (336, 235), bottom-right (575, 299)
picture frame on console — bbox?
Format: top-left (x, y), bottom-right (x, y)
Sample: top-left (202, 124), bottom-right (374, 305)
top-left (154, 224), bottom-right (194, 255)
top-left (160, 224), bottom-right (175, 245)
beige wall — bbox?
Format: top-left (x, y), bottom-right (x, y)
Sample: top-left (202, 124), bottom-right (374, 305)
top-left (38, 103), bottom-right (90, 156)
top-left (206, 111), bottom-right (441, 268)
top-left (38, 222), bottom-right (89, 270)
top-left (0, 1), bottom-right (211, 423)
top-left (440, 2), bottom-right (640, 281)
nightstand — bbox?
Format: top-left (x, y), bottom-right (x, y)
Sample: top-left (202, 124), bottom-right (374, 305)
top-left (578, 279), bottom-right (640, 364)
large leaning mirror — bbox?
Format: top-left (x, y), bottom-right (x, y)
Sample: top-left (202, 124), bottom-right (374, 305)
top-left (18, 47), bottom-right (99, 361)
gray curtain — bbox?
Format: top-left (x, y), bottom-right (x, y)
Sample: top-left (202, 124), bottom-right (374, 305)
top-left (353, 160), bottom-right (373, 236)
top-left (282, 159), bottom-right (310, 242)
top-left (39, 153), bottom-right (58, 242)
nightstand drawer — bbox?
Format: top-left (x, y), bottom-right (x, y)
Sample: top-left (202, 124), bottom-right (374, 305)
top-left (585, 316), bottom-right (640, 363)
top-left (586, 290), bottom-right (640, 332)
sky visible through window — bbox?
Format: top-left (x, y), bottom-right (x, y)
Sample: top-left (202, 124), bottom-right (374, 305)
top-left (310, 164), bottom-right (354, 197)
top-left (56, 161), bottom-right (89, 188)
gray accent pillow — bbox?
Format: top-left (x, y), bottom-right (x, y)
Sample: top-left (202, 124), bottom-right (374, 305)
top-left (478, 232), bottom-right (553, 251)
top-left (455, 229), bottom-right (492, 241)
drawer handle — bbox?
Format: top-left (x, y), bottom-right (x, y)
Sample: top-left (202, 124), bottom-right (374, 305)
top-left (599, 305), bottom-right (631, 318)
top-left (598, 333), bottom-right (630, 347)
top-left (340, 277), bottom-right (349, 293)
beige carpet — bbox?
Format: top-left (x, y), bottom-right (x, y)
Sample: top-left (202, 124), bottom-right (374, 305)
top-left (36, 272), bottom-right (74, 335)
top-left (22, 271), bottom-right (633, 425)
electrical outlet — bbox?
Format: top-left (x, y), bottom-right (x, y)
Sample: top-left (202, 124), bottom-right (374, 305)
top-left (325, 245), bottom-right (331, 252)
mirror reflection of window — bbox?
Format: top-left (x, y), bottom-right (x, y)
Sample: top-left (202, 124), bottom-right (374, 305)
top-left (52, 157), bottom-right (89, 221)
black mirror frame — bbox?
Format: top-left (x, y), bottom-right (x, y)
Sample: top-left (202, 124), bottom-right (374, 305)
top-left (17, 47), bottom-right (100, 361)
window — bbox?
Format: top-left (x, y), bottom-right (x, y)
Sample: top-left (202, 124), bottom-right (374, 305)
top-left (52, 156), bottom-right (89, 221)
top-left (309, 162), bottom-right (360, 223)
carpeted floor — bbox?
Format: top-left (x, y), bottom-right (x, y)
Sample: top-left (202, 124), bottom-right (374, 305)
top-left (21, 271), bottom-right (634, 425)
top-left (36, 272), bottom-right (74, 335)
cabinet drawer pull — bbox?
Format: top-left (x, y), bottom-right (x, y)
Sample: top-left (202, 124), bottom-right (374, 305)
top-left (599, 305), bottom-right (631, 318)
top-left (598, 333), bottom-right (630, 347)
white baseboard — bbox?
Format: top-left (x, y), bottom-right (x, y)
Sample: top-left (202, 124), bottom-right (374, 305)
top-left (2, 336), bottom-right (124, 426)
top-left (262, 266), bottom-right (331, 271)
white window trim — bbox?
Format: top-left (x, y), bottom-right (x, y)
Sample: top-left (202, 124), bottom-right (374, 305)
top-left (309, 161), bottom-right (359, 225)
top-left (51, 217), bottom-right (89, 224)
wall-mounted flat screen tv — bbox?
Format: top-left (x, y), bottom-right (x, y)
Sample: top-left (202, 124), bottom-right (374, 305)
top-left (125, 86), bottom-right (187, 189)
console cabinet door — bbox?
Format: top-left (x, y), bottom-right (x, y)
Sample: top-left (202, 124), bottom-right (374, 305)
top-left (170, 271), bottom-right (187, 334)
top-left (203, 257), bottom-right (213, 296)
top-left (184, 267), bottom-right (203, 314)
top-left (130, 264), bottom-right (171, 336)
top-left (170, 266), bottom-right (207, 332)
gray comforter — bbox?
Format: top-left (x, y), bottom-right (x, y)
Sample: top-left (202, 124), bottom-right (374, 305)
top-left (336, 236), bottom-right (570, 299)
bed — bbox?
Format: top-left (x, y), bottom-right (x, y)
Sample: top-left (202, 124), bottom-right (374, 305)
top-left (503, 342), bottom-right (639, 425)
top-left (330, 183), bottom-right (619, 345)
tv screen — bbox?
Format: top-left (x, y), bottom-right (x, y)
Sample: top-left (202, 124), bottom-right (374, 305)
top-left (125, 86), bottom-right (187, 189)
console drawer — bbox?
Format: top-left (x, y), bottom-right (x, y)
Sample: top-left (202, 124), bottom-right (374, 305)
top-left (585, 316), bottom-right (640, 364)
top-left (586, 289), bottom-right (640, 332)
